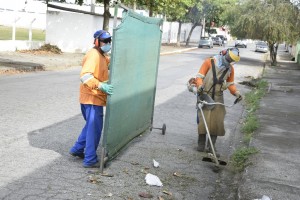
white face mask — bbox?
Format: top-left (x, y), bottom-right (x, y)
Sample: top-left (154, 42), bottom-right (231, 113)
top-left (100, 44), bottom-right (111, 53)
top-left (222, 55), bottom-right (230, 68)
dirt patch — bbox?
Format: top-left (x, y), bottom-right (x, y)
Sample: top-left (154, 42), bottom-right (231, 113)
top-left (0, 44), bottom-right (196, 75)
top-left (0, 51), bottom-right (84, 75)
top-left (17, 50), bottom-right (60, 55)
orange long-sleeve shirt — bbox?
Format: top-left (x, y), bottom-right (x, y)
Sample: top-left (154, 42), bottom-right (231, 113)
top-left (195, 57), bottom-right (237, 95)
top-left (79, 48), bottom-right (110, 106)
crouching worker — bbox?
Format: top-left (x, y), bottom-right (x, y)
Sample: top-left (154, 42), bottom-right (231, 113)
top-left (188, 48), bottom-right (243, 154)
top-left (69, 30), bottom-right (113, 168)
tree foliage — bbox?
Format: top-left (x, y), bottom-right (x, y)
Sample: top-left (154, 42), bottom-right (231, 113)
top-left (163, 0), bottom-right (193, 22)
top-left (160, 0), bottom-right (194, 46)
top-left (202, 0), bottom-right (228, 33)
top-left (184, 0), bottom-right (231, 45)
top-left (122, 0), bottom-right (171, 16)
top-left (226, 0), bottom-right (300, 65)
top-left (46, 0), bottom-right (111, 31)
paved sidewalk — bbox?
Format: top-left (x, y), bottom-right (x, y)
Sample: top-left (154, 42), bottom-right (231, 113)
top-left (238, 47), bottom-right (300, 200)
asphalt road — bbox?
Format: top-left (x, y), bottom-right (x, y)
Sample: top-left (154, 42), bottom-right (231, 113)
top-left (0, 43), bottom-right (265, 199)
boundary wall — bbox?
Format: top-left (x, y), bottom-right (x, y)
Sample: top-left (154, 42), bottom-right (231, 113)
top-left (0, 3), bottom-right (202, 52)
top-left (46, 11), bottom-right (202, 52)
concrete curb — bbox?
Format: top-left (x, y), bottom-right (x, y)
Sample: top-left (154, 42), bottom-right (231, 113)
top-left (160, 47), bottom-right (198, 56)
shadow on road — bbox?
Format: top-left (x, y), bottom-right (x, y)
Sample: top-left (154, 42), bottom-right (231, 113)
top-left (27, 114), bottom-right (83, 157)
top-left (0, 89), bottom-right (226, 199)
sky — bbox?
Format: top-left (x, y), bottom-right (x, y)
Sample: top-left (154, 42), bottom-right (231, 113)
top-left (0, 0), bottom-right (28, 10)
top-left (0, 0), bottom-right (91, 13)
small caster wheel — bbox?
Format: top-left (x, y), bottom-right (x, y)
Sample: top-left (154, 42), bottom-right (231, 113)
top-left (162, 123), bottom-right (166, 135)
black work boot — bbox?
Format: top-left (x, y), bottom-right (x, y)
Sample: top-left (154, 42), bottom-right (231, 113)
top-left (207, 135), bottom-right (220, 157)
top-left (197, 134), bottom-right (206, 152)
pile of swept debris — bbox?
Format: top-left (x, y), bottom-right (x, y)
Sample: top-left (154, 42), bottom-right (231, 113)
top-left (18, 44), bottom-right (62, 55)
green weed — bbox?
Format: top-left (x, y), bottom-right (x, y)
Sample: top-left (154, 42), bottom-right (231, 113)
top-left (231, 147), bottom-right (259, 172)
top-left (241, 79), bottom-right (268, 142)
top-left (244, 80), bottom-right (268, 112)
top-left (241, 113), bottom-right (259, 135)
top-left (230, 79), bottom-right (267, 171)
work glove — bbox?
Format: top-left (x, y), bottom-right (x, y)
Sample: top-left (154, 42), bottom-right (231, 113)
top-left (99, 82), bottom-right (113, 95)
top-left (234, 91), bottom-right (243, 103)
top-left (187, 78), bottom-right (197, 94)
top-left (197, 85), bottom-right (204, 95)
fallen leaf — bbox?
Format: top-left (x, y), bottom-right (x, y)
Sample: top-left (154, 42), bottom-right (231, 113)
top-left (88, 175), bottom-right (100, 184)
top-left (101, 173), bottom-right (114, 177)
top-left (106, 193), bottom-right (113, 197)
top-left (138, 192), bottom-right (153, 198)
top-left (158, 196), bottom-right (165, 200)
top-left (163, 190), bottom-right (172, 196)
top-left (140, 168), bottom-right (148, 174)
top-left (173, 172), bottom-right (182, 177)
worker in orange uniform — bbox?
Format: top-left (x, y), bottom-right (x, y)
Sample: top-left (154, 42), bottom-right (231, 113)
top-left (69, 30), bottom-right (113, 168)
top-left (188, 48), bottom-right (243, 153)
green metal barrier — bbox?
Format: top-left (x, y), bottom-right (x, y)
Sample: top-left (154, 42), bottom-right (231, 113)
top-left (102, 4), bottom-right (163, 165)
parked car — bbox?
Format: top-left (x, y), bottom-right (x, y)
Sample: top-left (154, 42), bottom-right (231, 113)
top-left (198, 37), bottom-right (213, 48)
top-left (216, 35), bottom-right (227, 45)
top-left (212, 37), bottom-right (223, 46)
top-left (255, 41), bottom-right (268, 53)
top-left (235, 39), bottom-right (247, 48)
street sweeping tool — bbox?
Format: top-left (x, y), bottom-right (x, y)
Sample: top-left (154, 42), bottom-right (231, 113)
top-left (197, 94), bottom-right (239, 170)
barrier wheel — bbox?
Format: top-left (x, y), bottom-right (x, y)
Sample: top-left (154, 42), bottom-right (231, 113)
top-left (162, 123), bottom-right (166, 135)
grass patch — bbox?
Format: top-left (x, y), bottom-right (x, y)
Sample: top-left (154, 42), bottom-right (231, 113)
top-left (241, 113), bottom-right (259, 143)
top-left (0, 25), bottom-right (45, 41)
top-left (241, 79), bottom-right (268, 142)
top-left (230, 79), bottom-right (267, 171)
top-left (231, 147), bottom-right (259, 172)
top-left (244, 80), bottom-right (268, 111)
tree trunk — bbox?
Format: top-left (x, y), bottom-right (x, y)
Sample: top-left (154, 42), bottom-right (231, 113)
top-left (149, 7), bottom-right (153, 17)
top-left (133, 0), bottom-right (136, 10)
top-left (207, 19), bottom-right (211, 36)
top-left (274, 44), bottom-right (278, 64)
top-left (185, 24), bottom-right (197, 46)
top-left (176, 21), bottom-right (182, 47)
top-left (103, 0), bottom-right (111, 31)
top-left (147, 0), bottom-right (153, 17)
top-left (269, 42), bottom-right (278, 66)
